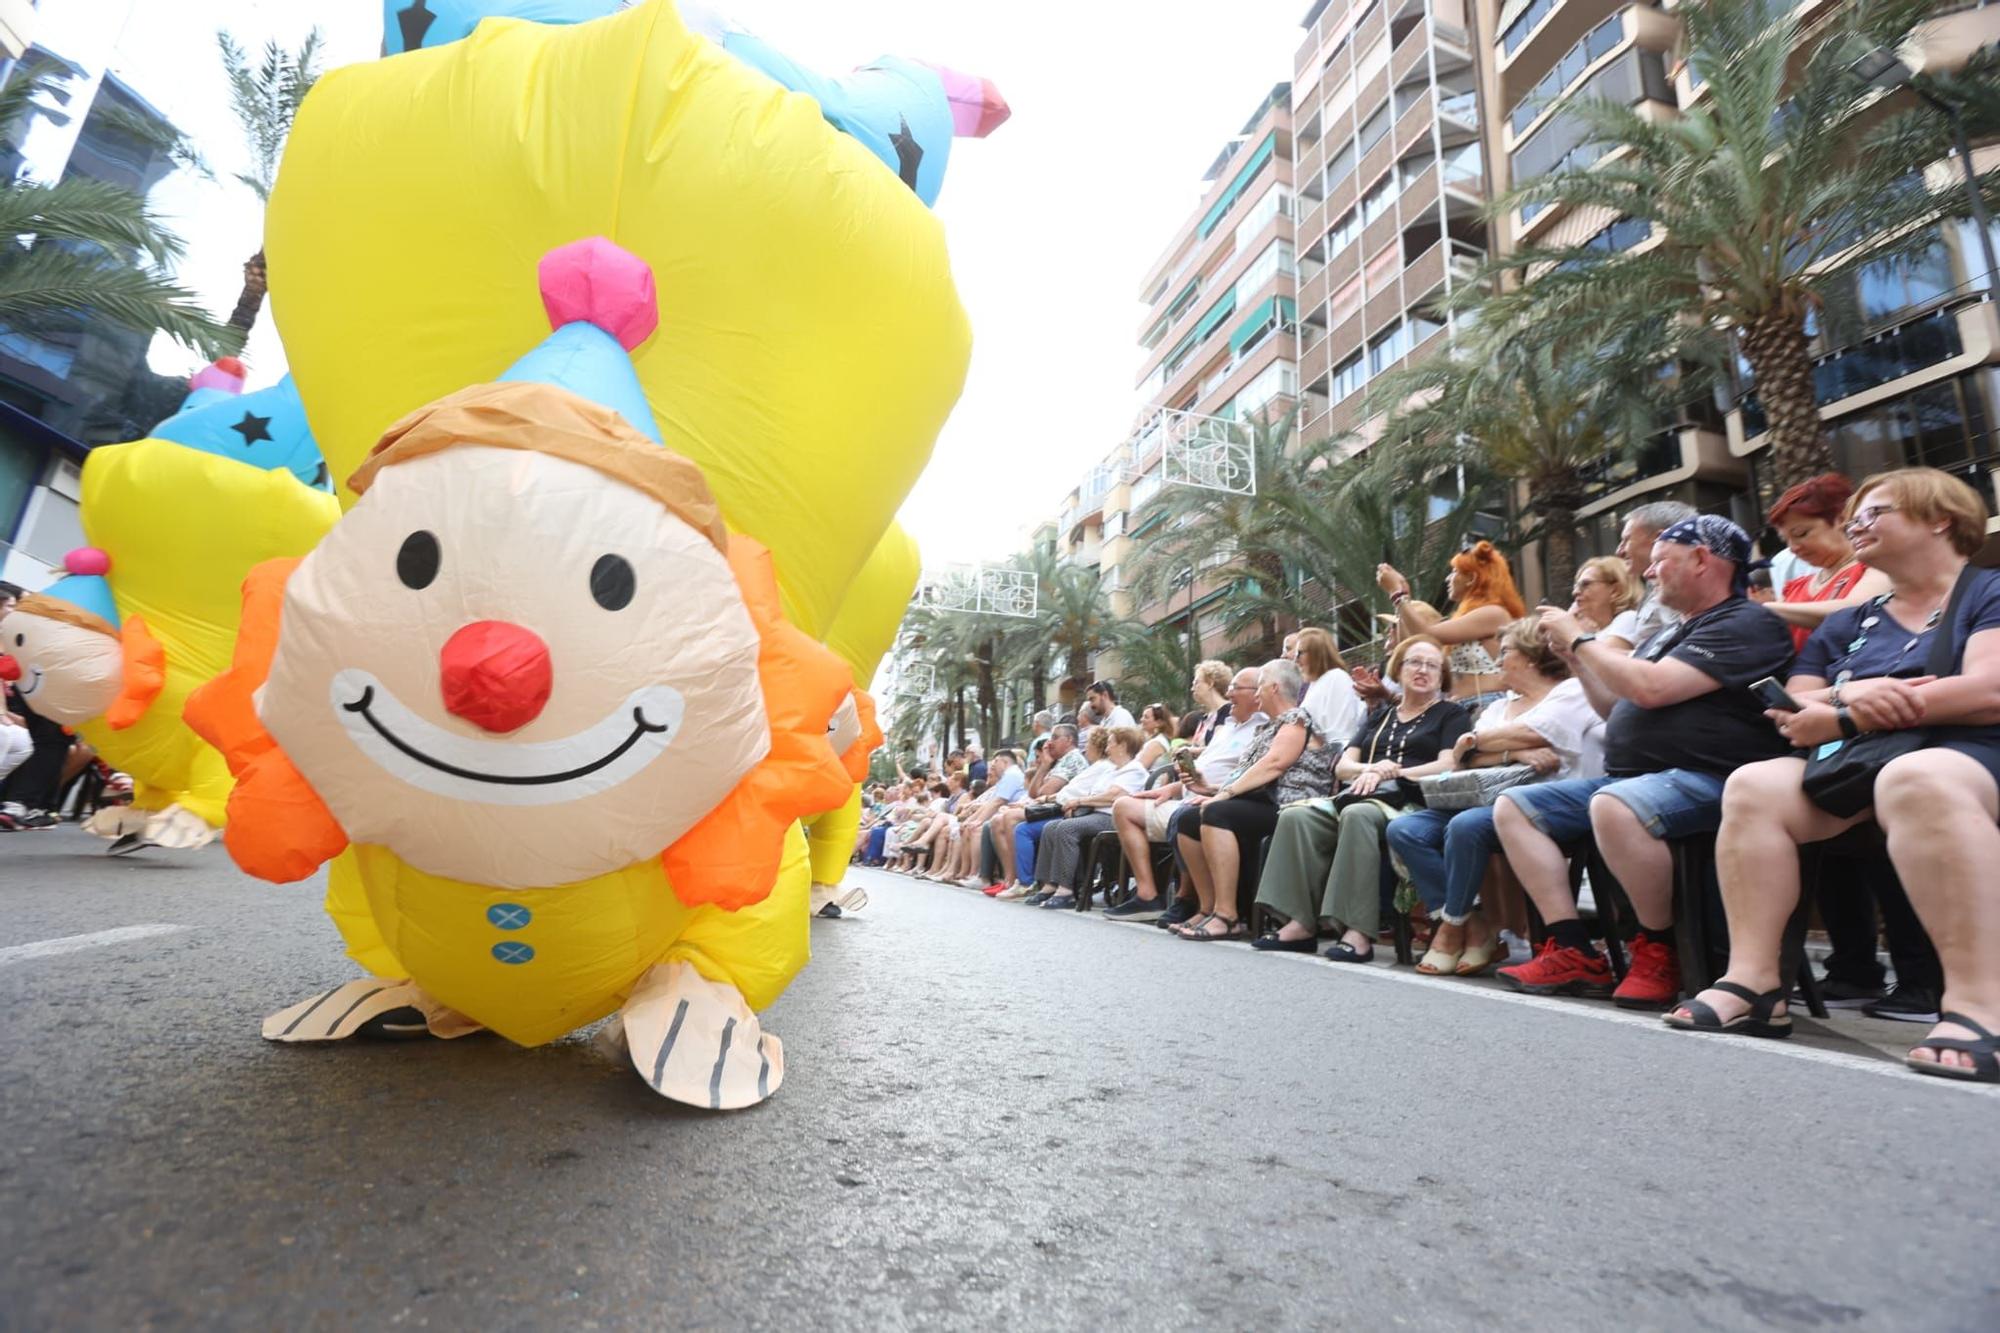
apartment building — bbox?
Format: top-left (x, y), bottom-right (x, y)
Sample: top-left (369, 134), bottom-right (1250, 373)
top-left (1292, 0), bottom-right (1489, 444)
top-left (1471, 0), bottom-right (2000, 559)
top-left (1050, 82), bottom-right (1301, 647)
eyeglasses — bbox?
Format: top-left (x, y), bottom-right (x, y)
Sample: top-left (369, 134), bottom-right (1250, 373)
top-left (1844, 504), bottom-right (1898, 533)
top-left (1403, 658), bottom-right (1443, 673)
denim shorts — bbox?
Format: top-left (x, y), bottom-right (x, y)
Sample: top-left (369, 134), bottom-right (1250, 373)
top-left (1498, 769), bottom-right (1728, 844)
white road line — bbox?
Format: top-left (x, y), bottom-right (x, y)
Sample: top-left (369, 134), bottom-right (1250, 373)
top-left (1078, 905), bottom-right (2000, 1100)
top-left (0, 924), bottom-right (186, 966)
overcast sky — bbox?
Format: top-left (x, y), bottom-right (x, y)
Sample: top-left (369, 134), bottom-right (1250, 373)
top-left (94, 0), bottom-right (1303, 569)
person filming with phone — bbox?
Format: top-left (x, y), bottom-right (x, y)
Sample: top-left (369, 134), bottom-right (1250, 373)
top-left (1667, 469), bottom-right (2000, 1084)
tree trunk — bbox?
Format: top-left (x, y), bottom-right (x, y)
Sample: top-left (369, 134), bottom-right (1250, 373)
top-left (1030, 653), bottom-right (1047, 718)
top-left (976, 638), bottom-right (998, 747)
top-left (1539, 499), bottom-right (1582, 600)
top-left (1739, 311), bottom-right (1830, 497)
top-left (228, 249), bottom-right (268, 335)
top-left (953, 686), bottom-right (967, 750)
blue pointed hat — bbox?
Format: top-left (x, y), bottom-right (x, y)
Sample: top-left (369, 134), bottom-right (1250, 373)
top-left (31, 548), bottom-right (120, 635)
top-left (498, 237), bottom-right (663, 443)
top-left (152, 374), bottom-right (331, 490)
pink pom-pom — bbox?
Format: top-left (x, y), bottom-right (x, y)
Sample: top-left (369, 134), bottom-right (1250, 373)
top-left (537, 238), bottom-right (658, 352)
top-left (188, 357), bottom-right (247, 395)
top-left (65, 547), bottom-right (110, 577)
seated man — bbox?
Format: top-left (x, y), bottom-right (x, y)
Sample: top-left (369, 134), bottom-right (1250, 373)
top-left (1494, 515), bottom-right (1794, 1008)
top-left (1101, 667), bottom-right (1265, 922)
top-left (1086, 679), bottom-right (1137, 730)
top-left (935, 749), bottom-right (1023, 887)
top-left (990, 723), bottom-right (1088, 893)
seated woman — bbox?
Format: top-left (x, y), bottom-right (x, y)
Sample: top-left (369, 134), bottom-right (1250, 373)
top-left (910, 772), bottom-right (970, 879)
top-left (1376, 542), bottom-right (1527, 711)
top-left (1251, 636), bottom-right (1470, 959)
top-left (1759, 473), bottom-right (1891, 652)
top-left (1385, 618), bottom-right (1605, 976)
top-left (1172, 660), bottom-right (1334, 940)
top-left (1135, 703), bottom-right (1178, 772)
top-left (1667, 467), bottom-right (2000, 1082)
top-left (1570, 556), bottom-right (1647, 652)
top-left (1296, 626), bottom-right (1365, 752)
top-left (884, 787), bottom-right (936, 871)
top-left (1025, 725), bottom-right (1150, 910)
top-left (999, 728), bottom-right (1110, 900)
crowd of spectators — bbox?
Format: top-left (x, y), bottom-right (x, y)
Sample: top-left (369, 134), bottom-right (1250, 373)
top-left (860, 468), bottom-right (2000, 1085)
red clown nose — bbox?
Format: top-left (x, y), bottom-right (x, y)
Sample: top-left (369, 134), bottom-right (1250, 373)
top-left (438, 621), bottom-right (552, 733)
top-left (0, 654), bottom-right (19, 683)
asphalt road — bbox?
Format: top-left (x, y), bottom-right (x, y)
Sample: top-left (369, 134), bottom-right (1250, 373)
top-left (2, 827), bottom-right (1996, 1331)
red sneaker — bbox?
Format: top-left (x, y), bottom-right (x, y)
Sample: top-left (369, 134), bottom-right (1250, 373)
top-left (981, 882), bottom-right (1008, 897)
top-left (1613, 935), bottom-right (1682, 1010)
top-left (1497, 938), bottom-right (1613, 998)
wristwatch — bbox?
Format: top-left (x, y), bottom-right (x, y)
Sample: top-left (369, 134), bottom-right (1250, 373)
top-left (1835, 704), bottom-right (1859, 739)
top-left (1569, 632), bottom-right (1598, 653)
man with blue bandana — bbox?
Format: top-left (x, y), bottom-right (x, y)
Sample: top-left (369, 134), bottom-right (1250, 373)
top-left (1491, 514), bottom-right (1794, 1009)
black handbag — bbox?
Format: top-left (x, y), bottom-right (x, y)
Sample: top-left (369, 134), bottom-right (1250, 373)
top-left (1800, 566), bottom-right (1974, 817)
top-left (1021, 802), bottom-right (1064, 823)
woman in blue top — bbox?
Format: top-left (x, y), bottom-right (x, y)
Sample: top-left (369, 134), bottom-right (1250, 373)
top-left (1668, 468), bottom-right (2000, 1083)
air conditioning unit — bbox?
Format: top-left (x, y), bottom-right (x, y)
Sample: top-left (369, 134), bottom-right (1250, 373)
top-left (46, 458), bottom-right (83, 501)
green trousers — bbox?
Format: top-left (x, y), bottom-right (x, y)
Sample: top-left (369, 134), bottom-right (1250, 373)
top-left (1253, 798), bottom-right (1394, 935)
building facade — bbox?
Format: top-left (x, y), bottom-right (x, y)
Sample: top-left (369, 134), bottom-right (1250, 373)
top-left (1471, 0), bottom-right (2000, 566)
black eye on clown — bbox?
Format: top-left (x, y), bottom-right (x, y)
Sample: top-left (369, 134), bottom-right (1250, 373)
top-left (397, 531), bottom-right (441, 590)
top-left (591, 554), bottom-right (635, 611)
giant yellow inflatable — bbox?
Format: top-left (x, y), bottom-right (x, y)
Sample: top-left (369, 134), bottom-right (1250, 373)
top-left (267, 0), bottom-right (971, 637)
top-left (0, 424), bottom-right (339, 848)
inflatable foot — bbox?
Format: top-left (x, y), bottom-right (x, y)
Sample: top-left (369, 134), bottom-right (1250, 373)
top-left (810, 881), bottom-right (868, 918)
top-left (140, 804), bottom-right (217, 851)
top-left (262, 978), bottom-right (481, 1043)
top-left (620, 961), bottom-right (782, 1109)
top-left (82, 805), bottom-right (149, 841)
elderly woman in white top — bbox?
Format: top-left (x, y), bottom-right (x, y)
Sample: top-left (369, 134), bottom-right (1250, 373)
top-left (1384, 618), bottom-right (1606, 977)
top-left (1024, 725), bottom-right (1151, 910)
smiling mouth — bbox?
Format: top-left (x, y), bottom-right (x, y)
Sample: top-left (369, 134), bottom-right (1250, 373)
top-left (327, 669), bottom-right (686, 807)
top-left (342, 686), bottom-right (669, 786)
top-left (17, 666), bottom-right (42, 696)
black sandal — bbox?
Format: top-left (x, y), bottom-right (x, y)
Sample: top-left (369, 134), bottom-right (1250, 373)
top-left (1905, 1011), bottom-right (2000, 1083)
top-left (1322, 940), bottom-right (1374, 963)
top-left (1183, 915), bottom-right (1247, 942)
top-left (1662, 981), bottom-right (1792, 1039)
top-left (1169, 912), bottom-right (1214, 939)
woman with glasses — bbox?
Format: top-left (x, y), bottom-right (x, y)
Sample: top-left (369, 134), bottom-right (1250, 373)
top-left (1250, 635), bottom-right (1471, 960)
top-left (1668, 469), bottom-right (2000, 1083)
top-left (1759, 473), bottom-right (1892, 652)
top-left (1569, 556), bottom-right (1647, 652)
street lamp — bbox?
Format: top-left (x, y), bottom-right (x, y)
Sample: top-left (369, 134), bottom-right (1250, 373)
top-left (1851, 45), bottom-right (2000, 301)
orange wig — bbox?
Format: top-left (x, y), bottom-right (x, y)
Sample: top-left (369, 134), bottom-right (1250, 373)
top-left (1450, 541), bottom-right (1526, 618)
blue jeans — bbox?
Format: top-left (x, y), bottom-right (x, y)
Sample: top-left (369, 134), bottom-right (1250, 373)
top-left (1014, 817), bottom-right (1051, 886)
top-left (1385, 804), bottom-right (1501, 923)
top-left (1499, 769), bottom-right (1729, 844)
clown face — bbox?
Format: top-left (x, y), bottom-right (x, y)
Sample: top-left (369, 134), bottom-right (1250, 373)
top-left (0, 607), bottom-right (122, 724)
top-left (257, 446), bottom-right (770, 887)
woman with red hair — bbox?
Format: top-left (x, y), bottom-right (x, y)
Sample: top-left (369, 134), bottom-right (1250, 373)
top-left (1376, 541), bottom-right (1526, 708)
top-left (1762, 473), bottom-right (1890, 652)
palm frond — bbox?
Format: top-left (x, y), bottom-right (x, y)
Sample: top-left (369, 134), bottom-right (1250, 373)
top-left (0, 243), bottom-right (239, 357)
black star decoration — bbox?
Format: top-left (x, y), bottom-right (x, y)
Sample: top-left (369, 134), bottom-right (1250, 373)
top-left (231, 412), bottom-right (273, 446)
top-left (398, 0), bottom-right (438, 52)
top-left (889, 116), bottom-right (923, 191)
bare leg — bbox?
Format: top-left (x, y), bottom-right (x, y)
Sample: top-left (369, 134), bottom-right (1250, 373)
top-left (1202, 825), bottom-right (1241, 923)
top-left (1112, 797), bottom-right (1161, 900)
top-left (1876, 749), bottom-right (2000, 1072)
top-left (1494, 796), bottom-right (1579, 924)
top-left (993, 809), bottom-right (1022, 884)
top-left (1588, 794), bottom-right (1675, 932)
top-left (1674, 758), bottom-right (1864, 1022)
top-left (1179, 831), bottom-right (1215, 913)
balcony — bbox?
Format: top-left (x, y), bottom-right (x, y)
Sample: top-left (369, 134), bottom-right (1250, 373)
top-left (1501, 0), bottom-right (1628, 101)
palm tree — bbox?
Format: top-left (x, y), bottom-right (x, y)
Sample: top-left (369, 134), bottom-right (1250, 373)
top-left (1482, 0), bottom-right (1999, 491)
top-left (1363, 311), bottom-right (1658, 595)
top-left (0, 69), bottom-right (236, 359)
top-left (216, 29), bottom-right (323, 336)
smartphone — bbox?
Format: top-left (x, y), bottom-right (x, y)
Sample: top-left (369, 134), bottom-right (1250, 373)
top-left (1749, 676), bottom-right (1803, 712)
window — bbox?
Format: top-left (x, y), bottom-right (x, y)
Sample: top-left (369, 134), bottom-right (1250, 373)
top-left (1321, 75), bottom-right (1355, 126)
top-left (1234, 186), bottom-right (1292, 250)
top-left (1501, 0), bottom-right (1556, 56)
top-left (1235, 360), bottom-right (1301, 417)
top-left (1325, 207), bottom-right (1361, 258)
top-left (1369, 319), bottom-right (1414, 374)
top-left (1508, 14), bottom-right (1626, 139)
top-left (1582, 215), bottom-right (1650, 254)
top-left (1329, 275), bottom-right (1362, 325)
top-left (1365, 242), bottom-right (1400, 290)
top-left (1331, 351), bottom-right (1368, 404)
top-left (1358, 103), bottom-right (1389, 154)
top-left (1325, 142), bottom-right (1357, 192)
top-left (1360, 174), bottom-right (1395, 224)
top-left (1238, 240), bottom-right (1297, 295)
top-left (1355, 36), bottom-right (1389, 88)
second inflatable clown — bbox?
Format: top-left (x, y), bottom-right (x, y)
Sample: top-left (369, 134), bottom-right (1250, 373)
top-left (190, 240), bottom-right (858, 1107)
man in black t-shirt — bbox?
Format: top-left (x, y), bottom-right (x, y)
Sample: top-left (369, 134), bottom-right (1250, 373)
top-left (1493, 515), bottom-right (1794, 1009)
